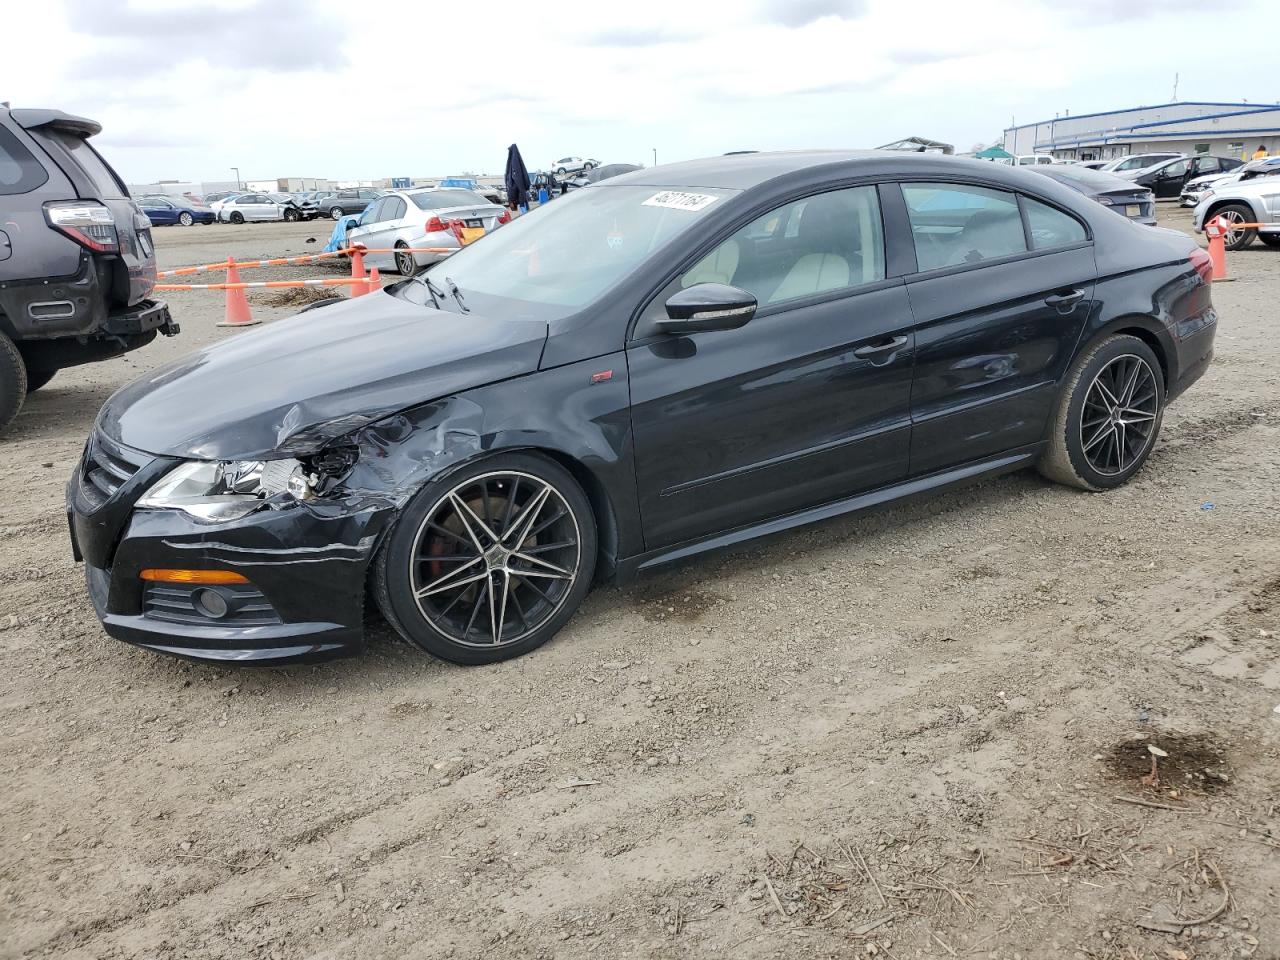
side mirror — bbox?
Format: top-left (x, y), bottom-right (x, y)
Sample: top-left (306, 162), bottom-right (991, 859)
top-left (657, 283), bottom-right (757, 334)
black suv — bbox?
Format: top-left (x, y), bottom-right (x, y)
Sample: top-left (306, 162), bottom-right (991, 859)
top-left (0, 106), bottom-right (178, 433)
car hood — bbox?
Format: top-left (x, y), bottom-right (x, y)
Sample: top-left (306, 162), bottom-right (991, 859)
top-left (99, 291), bottom-right (548, 461)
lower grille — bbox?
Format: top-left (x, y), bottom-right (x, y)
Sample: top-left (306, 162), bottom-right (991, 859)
top-left (80, 432), bottom-right (150, 511)
top-left (142, 581), bottom-right (282, 627)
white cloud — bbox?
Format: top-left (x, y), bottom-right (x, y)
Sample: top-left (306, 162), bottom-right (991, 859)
top-left (3, 0), bottom-right (1278, 183)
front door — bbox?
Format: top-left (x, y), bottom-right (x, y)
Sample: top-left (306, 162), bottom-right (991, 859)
top-left (628, 184), bottom-right (917, 551)
top-left (895, 181), bottom-right (1096, 475)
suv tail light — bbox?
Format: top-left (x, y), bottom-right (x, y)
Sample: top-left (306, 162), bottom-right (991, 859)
top-left (45, 201), bottom-right (119, 253)
top-left (425, 216), bottom-right (448, 233)
top-left (497, 209), bottom-right (512, 225)
top-left (1189, 247), bottom-right (1213, 284)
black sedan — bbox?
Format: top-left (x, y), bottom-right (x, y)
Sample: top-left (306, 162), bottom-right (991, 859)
top-left (1030, 164), bottom-right (1160, 226)
top-left (1124, 155), bottom-right (1243, 198)
top-left (67, 152), bottom-right (1217, 666)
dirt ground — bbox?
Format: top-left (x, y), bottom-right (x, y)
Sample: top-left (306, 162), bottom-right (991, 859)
top-left (2, 209), bottom-right (1278, 960)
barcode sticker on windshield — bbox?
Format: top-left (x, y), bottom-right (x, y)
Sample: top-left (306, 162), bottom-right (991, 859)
top-left (643, 191), bottom-right (719, 212)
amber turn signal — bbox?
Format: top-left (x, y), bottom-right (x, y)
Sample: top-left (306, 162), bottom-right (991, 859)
top-left (139, 569), bottom-right (249, 584)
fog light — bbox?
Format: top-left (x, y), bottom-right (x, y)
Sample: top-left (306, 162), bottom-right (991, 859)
top-left (192, 588), bottom-right (230, 619)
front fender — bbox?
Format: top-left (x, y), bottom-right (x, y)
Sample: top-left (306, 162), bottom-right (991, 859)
top-left (341, 353), bottom-right (642, 571)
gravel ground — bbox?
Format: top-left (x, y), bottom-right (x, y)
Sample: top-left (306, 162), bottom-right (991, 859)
top-left (1, 209), bottom-right (1278, 960)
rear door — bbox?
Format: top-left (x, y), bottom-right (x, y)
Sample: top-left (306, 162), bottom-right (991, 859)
top-left (353, 197), bottom-right (395, 267)
top-left (897, 181), bottom-right (1096, 475)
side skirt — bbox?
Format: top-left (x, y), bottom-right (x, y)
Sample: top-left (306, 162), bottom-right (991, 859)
top-left (612, 444), bottom-right (1043, 582)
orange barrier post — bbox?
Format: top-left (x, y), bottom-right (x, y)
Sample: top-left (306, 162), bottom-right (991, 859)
top-left (367, 267), bottom-right (381, 294)
top-left (216, 257), bottom-right (259, 327)
top-left (349, 245), bottom-right (367, 298)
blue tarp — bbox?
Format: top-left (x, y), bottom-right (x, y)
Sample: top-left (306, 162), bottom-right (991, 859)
top-left (322, 214), bottom-right (365, 252)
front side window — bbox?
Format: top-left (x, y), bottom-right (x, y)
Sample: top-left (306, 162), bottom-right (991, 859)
top-left (1163, 160), bottom-right (1189, 177)
top-left (1022, 198), bottom-right (1086, 250)
top-left (902, 183), bottom-right (1025, 271)
top-left (678, 185), bottom-right (885, 306)
top-left (419, 184), bottom-right (737, 322)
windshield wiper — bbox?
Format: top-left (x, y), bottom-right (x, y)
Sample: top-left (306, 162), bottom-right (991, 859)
top-left (444, 276), bottom-right (470, 313)
top-left (412, 272), bottom-right (446, 310)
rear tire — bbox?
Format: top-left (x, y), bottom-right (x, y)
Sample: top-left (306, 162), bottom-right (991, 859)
top-left (372, 452), bottom-right (597, 665)
top-left (1258, 233), bottom-right (1280, 249)
top-left (329, 206), bottom-right (345, 219)
top-left (1213, 203), bottom-right (1257, 250)
top-left (25, 369), bottom-right (56, 393)
top-left (1038, 334), bottom-right (1164, 491)
top-left (229, 211), bottom-right (245, 225)
top-left (0, 333), bottom-right (28, 434)
top-left (394, 243), bottom-right (416, 276)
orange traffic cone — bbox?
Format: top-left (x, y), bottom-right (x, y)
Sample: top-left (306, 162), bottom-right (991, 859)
top-left (367, 266), bottom-right (381, 295)
top-left (349, 245), bottom-right (367, 297)
top-left (217, 257), bottom-right (259, 327)
top-left (1205, 217), bottom-right (1231, 282)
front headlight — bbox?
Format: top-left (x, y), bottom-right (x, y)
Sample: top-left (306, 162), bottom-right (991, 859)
top-left (138, 459), bottom-right (315, 521)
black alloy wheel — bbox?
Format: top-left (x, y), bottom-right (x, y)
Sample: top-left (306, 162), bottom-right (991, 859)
top-left (284, 208), bottom-right (299, 222)
top-left (373, 453), bottom-right (597, 664)
top-left (229, 211), bottom-right (245, 224)
top-left (1039, 334), bottom-right (1165, 491)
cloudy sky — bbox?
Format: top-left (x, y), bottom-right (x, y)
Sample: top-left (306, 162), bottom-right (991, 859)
top-left (4, 0), bottom-right (1277, 184)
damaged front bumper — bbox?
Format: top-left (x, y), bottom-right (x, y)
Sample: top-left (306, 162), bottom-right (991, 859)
top-left (67, 436), bottom-right (396, 664)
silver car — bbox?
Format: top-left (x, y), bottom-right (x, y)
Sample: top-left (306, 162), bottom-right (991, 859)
top-left (347, 188), bottom-right (510, 274)
top-left (214, 193), bottom-right (291, 223)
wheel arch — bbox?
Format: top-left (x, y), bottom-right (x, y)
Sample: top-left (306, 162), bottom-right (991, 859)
top-left (1202, 196), bottom-right (1261, 223)
top-left (1080, 314), bottom-right (1172, 395)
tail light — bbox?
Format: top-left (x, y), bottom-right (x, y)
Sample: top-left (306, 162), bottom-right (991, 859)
top-left (1189, 248), bottom-right (1213, 284)
top-left (497, 209), bottom-right (512, 225)
top-left (425, 216), bottom-right (447, 233)
top-left (447, 220), bottom-right (466, 243)
top-left (45, 201), bottom-right (119, 253)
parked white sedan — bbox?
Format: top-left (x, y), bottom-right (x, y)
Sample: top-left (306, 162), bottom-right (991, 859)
top-left (346, 188), bottom-right (510, 274)
top-left (213, 193), bottom-right (292, 223)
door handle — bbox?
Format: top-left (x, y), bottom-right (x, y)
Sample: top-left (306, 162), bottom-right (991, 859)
top-left (853, 335), bottom-right (909, 359)
top-left (1044, 288), bottom-right (1085, 308)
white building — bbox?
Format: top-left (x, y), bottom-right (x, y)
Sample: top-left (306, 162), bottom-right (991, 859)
top-left (1003, 102), bottom-right (1280, 162)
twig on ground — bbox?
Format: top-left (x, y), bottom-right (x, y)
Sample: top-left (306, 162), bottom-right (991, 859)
top-left (850, 845), bottom-right (887, 907)
top-left (1113, 795), bottom-right (1193, 812)
top-left (761, 874), bottom-right (789, 922)
top-left (1135, 860), bottom-right (1231, 932)
top-left (930, 930), bottom-right (958, 956)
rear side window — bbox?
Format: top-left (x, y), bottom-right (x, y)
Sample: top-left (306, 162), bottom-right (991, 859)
top-left (0, 125), bottom-right (49, 195)
top-left (902, 183), bottom-right (1026, 271)
top-left (1022, 198), bottom-right (1087, 250)
top-left (45, 130), bottom-right (127, 199)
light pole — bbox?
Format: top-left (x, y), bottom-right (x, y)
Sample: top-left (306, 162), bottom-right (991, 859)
top-left (231, 167), bottom-right (241, 189)
top-left (652, 148), bottom-right (657, 167)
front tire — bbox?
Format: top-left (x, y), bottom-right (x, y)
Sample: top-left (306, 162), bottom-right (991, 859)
top-left (284, 208), bottom-right (299, 222)
top-left (229, 211), bottom-right (245, 225)
top-left (372, 452), bottom-right (597, 665)
top-left (1213, 203), bottom-right (1257, 250)
top-left (0, 333), bottom-right (28, 434)
top-left (1038, 334), bottom-right (1165, 491)
top-left (329, 206), bottom-right (345, 219)
top-left (178, 211), bottom-right (194, 226)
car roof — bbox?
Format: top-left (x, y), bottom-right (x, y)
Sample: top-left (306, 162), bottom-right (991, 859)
top-left (595, 150), bottom-right (1056, 191)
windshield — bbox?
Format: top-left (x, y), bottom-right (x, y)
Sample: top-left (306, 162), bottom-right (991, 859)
top-left (420, 184), bottom-right (737, 321)
top-left (411, 190), bottom-right (490, 210)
